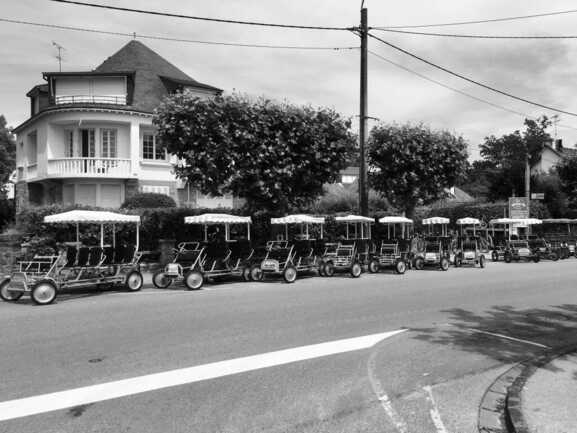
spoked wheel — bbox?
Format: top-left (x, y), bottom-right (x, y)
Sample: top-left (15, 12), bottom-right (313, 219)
top-left (184, 270), bottom-right (204, 290)
top-left (454, 256), bottom-right (462, 267)
top-left (368, 259), bottom-right (379, 273)
top-left (125, 271), bottom-right (144, 292)
top-left (283, 266), bottom-right (297, 283)
top-left (242, 267), bottom-right (252, 282)
top-left (440, 257), bottom-right (450, 271)
top-left (0, 280), bottom-right (22, 302)
top-left (31, 281), bottom-right (58, 305)
top-left (491, 251), bottom-right (498, 262)
top-left (479, 255), bottom-right (486, 268)
top-left (324, 262), bottom-right (335, 277)
top-left (350, 262), bottom-right (362, 278)
top-left (250, 265), bottom-right (263, 282)
top-left (504, 253), bottom-right (512, 263)
top-left (152, 270), bottom-right (172, 289)
top-left (533, 255), bottom-right (540, 263)
top-left (414, 257), bottom-right (425, 270)
top-left (395, 260), bottom-right (407, 275)
top-left (318, 262), bottom-right (326, 277)
top-left (550, 253), bottom-right (559, 261)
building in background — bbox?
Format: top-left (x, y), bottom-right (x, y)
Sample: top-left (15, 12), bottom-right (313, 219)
top-left (13, 40), bottom-right (234, 210)
top-left (531, 139), bottom-right (577, 175)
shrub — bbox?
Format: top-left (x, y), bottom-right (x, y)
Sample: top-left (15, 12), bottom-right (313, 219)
top-left (0, 198), bottom-right (14, 232)
top-left (121, 193), bottom-right (176, 209)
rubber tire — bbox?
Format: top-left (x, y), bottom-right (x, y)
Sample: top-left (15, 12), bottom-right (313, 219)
top-left (395, 260), bottom-right (406, 275)
top-left (31, 281), bottom-right (57, 305)
top-left (454, 257), bottom-right (462, 268)
top-left (414, 257), bottom-right (425, 270)
top-left (324, 262), bottom-right (335, 277)
top-left (368, 259), bottom-right (379, 273)
top-left (318, 262), bottom-right (326, 277)
top-left (533, 255), bottom-right (540, 263)
top-left (283, 266), bottom-right (297, 283)
top-left (242, 267), bottom-right (251, 282)
top-left (125, 271), bottom-right (144, 292)
top-left (350, 262), bottom-right (362, 278)
top-left (550, 252), bottom-right (559, 261)
top-left (491, 251), bottom-right (499, 262)
top-left (440, 257), bottom-right (450, 271)
top-left (0, 280), bottom-right (22, 302)
top-left (479, 255), bottom-right (486, 268)
top-left (152, 270), bottom-right (172, 289)
top-left (250, 265), bottom-right (263, 282)
top-left (504, 253), bottom-right (512, 263)
top-left (184, 270), bottom-right (204, 290)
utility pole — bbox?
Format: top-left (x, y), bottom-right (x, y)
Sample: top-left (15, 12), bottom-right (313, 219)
top-left (52, 41), bottom-right (64, 72)
top-left (525, 151), bottom-right (530, 205)
top-left (359, 7), bottom-right (369, 216)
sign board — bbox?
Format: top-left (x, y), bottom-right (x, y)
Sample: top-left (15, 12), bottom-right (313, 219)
top-left (531, 193), bottom-right (545, 200)
top-left (509, 197), bottom-right (530, 219)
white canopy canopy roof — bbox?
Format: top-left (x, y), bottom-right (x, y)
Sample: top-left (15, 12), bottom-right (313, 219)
top-left (44, 210), bottom-right (140, 224)
top-left (271, 214), bottom-right (325, 225)
top-left (184, 213), bottom-right (251, 225)
top-left (456, 217), bottom-right (481, 225)
top-left (542, 218), bottom-right (576, 224)
top-left (335, 215), bottom-right (374, 223)
top-left (489, 218), bottom-right (542, 225)
top-left (422, 217), bottom-right (450, 225)
top-left (379, 216), bottom-right (413, 224)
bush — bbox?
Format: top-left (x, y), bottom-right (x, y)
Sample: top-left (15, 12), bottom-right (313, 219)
top-left (0, 198), bottom-right (14, 232)
top-left (121, 193), bottom-right (176, 209)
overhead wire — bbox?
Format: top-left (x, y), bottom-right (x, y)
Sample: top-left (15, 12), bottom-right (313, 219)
top-left (368, 50), bottom-right (577, 132)
top-left (49, 0), bottom-right (354, 31)
top-left (373, 28), bottom-right (577, 40)
top-left (373, 8), bottom-right (577, 29)
top-left (0, 18), bottom-right (357, 50)
top-left (367, 32), bottom-right (577, 118)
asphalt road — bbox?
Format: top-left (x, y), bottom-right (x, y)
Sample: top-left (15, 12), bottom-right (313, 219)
top-left (1, 259), bottom-right (577, 433)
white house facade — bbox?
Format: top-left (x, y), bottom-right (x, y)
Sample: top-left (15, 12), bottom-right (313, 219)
top-left (14, 40), bottom-right (235, 210)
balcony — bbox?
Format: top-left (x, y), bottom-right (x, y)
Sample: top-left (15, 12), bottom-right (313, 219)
top-left (54, 95), bottom-right (127, 105)
top-left (47, 158), bottom-right (132, 178)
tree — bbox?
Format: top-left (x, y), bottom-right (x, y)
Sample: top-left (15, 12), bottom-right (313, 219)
top-left (367, 123), bottom-right (468, 219)
top-left (478, 116), bottom-right (552, 201)
top-left (460, 159), bottom-right (496, 200)
top-left (154, 93), bottom-right (356, 213)
top-left (556, 156), bottom-right (577, 208)
top-left (0, 115), bottom-right (16, 197)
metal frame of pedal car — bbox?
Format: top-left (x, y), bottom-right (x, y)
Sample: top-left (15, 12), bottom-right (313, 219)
top-left (0, 210), bottom-right (143, 306)
top-left (368, 216), bottom-right (413, 274)
top-left (453, 236), bottom-right (486, 268)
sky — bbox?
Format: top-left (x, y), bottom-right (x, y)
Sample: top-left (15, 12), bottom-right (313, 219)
top-left (2, 0), bottom-right (577, 160)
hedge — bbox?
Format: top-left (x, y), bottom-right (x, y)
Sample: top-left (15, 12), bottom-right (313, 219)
top-left (121, 192), bottom-right (176, 209)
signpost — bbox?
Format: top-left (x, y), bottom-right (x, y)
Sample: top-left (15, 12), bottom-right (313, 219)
top-left (531, 193), bottom-right (545, 200)
top-left (509, 197), bottom-right (530, 219)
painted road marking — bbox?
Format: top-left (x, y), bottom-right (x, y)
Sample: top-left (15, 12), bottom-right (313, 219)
top-left (423, 385), bottom-right (450, 433)
top-left (466, 329), bottom-right (551, 349)
top-left (0, 329), bottom-right (405, 422)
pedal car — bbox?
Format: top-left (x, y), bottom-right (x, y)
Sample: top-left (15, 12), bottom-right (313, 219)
top-left (453, 236), bottom-right (486, 268)
top-left (414, 238), bottom-right (450, 271)
top-left (504, 240), bottom-right (540, 263)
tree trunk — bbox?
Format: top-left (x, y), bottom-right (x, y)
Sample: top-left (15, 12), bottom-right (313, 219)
top-left (404, 202), bottom-right (417, 221)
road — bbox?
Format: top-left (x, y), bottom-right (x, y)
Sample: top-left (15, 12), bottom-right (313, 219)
top-left (1, 260), bottom-right (577, 433)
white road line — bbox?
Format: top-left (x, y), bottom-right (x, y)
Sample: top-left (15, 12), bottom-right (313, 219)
top-left (367, 339), bottom-right (409, 433)
top-left (466, 329), bottom-right (551, 349)
top-left (423, 385), bottom-right (450, 433)
top-left (0, 329), bottom-right (405, 422)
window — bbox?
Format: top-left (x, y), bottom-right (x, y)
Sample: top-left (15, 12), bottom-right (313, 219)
top-left (64, 130), bottom-right (74, 158)
top-left (142, 133), bottom-right (165, 161)
top-left (27, 131), bottom-right (37, 165)
top-left (101, 129), bottom-right (117, 158)
top-left (140, 185), bottom-right (170, 195)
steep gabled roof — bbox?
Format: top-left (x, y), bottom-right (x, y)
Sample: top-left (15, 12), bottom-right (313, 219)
top-left (94, 40), bottom-right (221, 112)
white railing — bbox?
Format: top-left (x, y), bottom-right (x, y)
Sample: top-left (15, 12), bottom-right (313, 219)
top-left (54, 95), bottom-right (127, 105)
top-left (47, 158), bottom-right (131, 178)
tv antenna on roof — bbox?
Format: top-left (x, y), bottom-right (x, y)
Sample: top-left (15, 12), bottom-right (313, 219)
top-left (52, 41), bottom-right (65, 72)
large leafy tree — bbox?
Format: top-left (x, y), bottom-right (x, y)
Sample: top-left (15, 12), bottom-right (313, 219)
top-left (556, 156), bottom-right (577, 208)
top-left (154, 93), bottom-right (356, 213)
top-left (479, 116), bottom-right (552, 201)
top-left (0, 115), bottom-right (16, 197)
top-left (368, 123), bottom-right (468, 219)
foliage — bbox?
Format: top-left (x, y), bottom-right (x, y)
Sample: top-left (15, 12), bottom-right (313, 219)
top-left (532, 173), bottom-right (567, 217)
top-left (0, 115), bottom-right (16, 197)
top-left (556, 156), bottom-right (577, 209)
top-left (368, 123), bottom-right (468, 219)
top-left (121, 192), bottom-right (176, 209)
top-left (459, 160), bottom-right (496, 201)
top-left (0, 198), bottom-right (14, 232)
top-left (478, 116), bottom-right (552, 201)
top-left (154, 93), bottom-right (356, 214)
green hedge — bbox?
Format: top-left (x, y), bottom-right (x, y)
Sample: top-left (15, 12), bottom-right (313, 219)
top-left (121, 192), bottom-right (176, 209)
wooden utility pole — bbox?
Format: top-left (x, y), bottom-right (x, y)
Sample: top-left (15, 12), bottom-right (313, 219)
top-left (359, 7), bottom-right (369, 216)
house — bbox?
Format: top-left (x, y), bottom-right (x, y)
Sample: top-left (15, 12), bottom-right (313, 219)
top-left (13, 40), bottom-right (230, 210)
top-left (531, 139), bottom-right (577, 175)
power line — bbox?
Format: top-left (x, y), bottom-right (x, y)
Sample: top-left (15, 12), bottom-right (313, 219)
top-left (368, 50), bottom-right (577, 132)
top-left (373, 8), bottom-right (577, 29)
top-left (367, 32), bottom-right (577, 118)
top-left (374, 28), bottom-right (577, 40)
top-left (50, 0), bottom-right (354, 31)
top-left (0, 18), bottom-right (357, 50)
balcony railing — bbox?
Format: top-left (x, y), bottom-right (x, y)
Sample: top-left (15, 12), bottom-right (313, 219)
top-left (54, 95), bottom-right (127, 105)
top-left (47, 158), bottom-right (131, 178)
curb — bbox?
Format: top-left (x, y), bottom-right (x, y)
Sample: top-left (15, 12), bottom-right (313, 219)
top-left (504, 343), bottom-right (577, 433)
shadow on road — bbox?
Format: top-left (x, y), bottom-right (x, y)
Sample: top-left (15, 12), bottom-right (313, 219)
top-left (411, 304), bottom-right (577, 373)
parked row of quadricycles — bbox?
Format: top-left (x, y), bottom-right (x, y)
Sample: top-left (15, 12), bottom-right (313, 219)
top-left (1, 211), bottom-right (574, 306)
